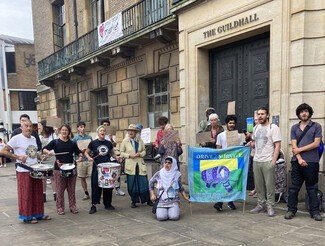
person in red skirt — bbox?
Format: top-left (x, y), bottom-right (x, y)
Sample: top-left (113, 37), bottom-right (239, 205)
top-left (0, 120), bottom-right (51, 224)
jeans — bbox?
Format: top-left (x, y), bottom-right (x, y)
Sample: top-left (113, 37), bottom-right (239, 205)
top-left (287, 161), bottom-right (320, 215)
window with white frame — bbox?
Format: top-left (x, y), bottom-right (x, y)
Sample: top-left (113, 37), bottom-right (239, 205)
top-left (5, 52), bottom-right (16, 73)
top-left (147, 74), bottom-right (169, 128)
top-left (96, 90), bottom-right (109, 125)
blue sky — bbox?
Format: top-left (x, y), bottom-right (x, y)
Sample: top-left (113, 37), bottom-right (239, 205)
top-left (0, 0), bottom-right (34, 40)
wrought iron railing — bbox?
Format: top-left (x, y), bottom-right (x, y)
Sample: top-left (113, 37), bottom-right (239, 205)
top-left (38, 0), bottom-right (171, 79)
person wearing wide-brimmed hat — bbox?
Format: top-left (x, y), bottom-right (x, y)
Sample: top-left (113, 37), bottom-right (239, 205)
top-left (120, 124), bottom-right (151, 208)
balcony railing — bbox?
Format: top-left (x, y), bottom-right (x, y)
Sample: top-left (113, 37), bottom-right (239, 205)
top-left (38, 0), bottom-right (172, 80)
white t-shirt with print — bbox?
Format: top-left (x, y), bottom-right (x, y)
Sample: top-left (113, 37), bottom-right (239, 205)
top-left (252, 124), bottom-right (281, 162)
top-left (216, 131), bottom-right (243, 148)
top-left (8, 134), bottom-right (38, 172)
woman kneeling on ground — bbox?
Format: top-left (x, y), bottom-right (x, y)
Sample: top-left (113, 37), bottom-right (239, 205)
top-left (149, 156), bottom-right (190, 221)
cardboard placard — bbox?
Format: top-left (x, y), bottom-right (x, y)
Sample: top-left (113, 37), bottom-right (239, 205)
top-left (46, 116), bottom-right (62, 128)
top-left (141, 128), bottom-right (151, 144)
top-left (196, 132), bottom-right (214, 144)
top-left (162, 130), bottom-right (179, 144)
top-left (105, 126), bottom-right (117, 135)
top-left (77, 139), bottom-right (91, 151)
top-left (226, 130), bottom-right (240, 147)
top-left (227, 101), bottom-right (236, 115)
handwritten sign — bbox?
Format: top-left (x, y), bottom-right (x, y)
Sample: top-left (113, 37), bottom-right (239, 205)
top-left (227, 101), bottom-right (236, 115)
top-left (77, 139), bottom-right (91, 151)
top-left (46, 116), bottom-right (62, 128)
top-left (162, 130), bottom-right (179, 144)
top-left (105, 126), bottom-right (117, 135)
top-left (226, 130), bottom-right (240, 147)
top-left (196, 132), bottom-right (214, 144)
top-left (141, 128), bottom-right (151, 144)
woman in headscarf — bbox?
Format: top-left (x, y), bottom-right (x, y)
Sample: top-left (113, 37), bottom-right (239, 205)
top-left (120, 124), bottom-right (151, 208)
top-left (149, 156), bottom-right (190, 221)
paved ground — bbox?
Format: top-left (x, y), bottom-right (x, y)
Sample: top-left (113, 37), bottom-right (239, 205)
top-left (0, 162), bottom-right (325, 246)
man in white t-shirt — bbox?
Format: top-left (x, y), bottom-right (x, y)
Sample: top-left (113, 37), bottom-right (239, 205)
top-left (214, 115), bottom-right (243, 211)
top-left (0, 120), bottom-right (51, 224)
top-left (248, 107), bottom-right (281, 217)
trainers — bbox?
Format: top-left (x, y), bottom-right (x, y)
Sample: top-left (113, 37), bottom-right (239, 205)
top-left (213, 202), bottom-right (223, 211)
top-left (82, 194), bottom-right (90, 200)
top-left (267, 206), bottom-right (275, 217)
top-left (284, 211), bottom-right (295, 220)
top-left (3, 164), bottom-right (6, 167)
top-left (227, 202), bottom-right (237, 210)
top-left (53, 193), bottom-right (57, 201)
top-left (115, 188), bottom-right (125, 196)
top-left (0, 164), bottom-right (2, 167)
top-left (312, 213), bottom-right (323, 221)
top-left (250, 205), bottom-right (265, 214)
top-left (89, 205), bottom-right (97, 214)
top-left (105, 205), bottom-right (115, 210)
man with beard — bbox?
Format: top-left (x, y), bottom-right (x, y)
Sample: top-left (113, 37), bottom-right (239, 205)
top-left (214, 115), bottom-right (242, 211)
top-left (249, 107), bottom-right (281, 217)
top-left (285, 103), bottom-right (323, 221)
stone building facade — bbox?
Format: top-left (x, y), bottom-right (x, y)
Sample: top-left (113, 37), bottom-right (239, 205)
top-left (32, 0), bottom-right (325, 188)
top-left (0, 35), bottom-right (38, 134)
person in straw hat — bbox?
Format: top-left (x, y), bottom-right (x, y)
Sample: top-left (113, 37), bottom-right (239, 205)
top-left (120, 124), bottom-right (152, 208)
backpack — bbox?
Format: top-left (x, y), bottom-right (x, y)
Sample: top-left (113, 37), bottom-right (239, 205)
top-left (305, 190), bottom-right (324, 212)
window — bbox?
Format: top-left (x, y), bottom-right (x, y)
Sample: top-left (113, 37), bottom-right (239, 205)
top-left (147, 74), bottom-right (169, 128)
top-left (18, 91), bottom-right (37, 111)
top-left (61, 99), bottom-right (70, 124)
top-left (91, 0), bottom-right (105, 29)
top-left (53, 1), bottom-right (66, 50)
top-left (96, 90), bottom-right (109, 125)
top-left (6, 52), bottom-right (16, 73)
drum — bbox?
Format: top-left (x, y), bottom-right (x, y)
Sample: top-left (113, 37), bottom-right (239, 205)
top-left (60, 164), bottom-right (76, 178)
top-left (30, 164), bottom-right (53, 179)
top-left (97, 162), bottom-right (120, 188)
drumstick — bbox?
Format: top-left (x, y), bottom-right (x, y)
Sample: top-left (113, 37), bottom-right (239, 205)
top-left (54, 152), bottom-right (69, 155)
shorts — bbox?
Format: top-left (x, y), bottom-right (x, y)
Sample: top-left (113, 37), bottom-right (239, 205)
top-left (77, 161), bottom-right (92, 178)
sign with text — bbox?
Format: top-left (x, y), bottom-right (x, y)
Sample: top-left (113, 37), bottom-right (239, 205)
top-left (162, 130), bottom-right (179, 144)
top-left (77, 139), bottom-right (91, 151)
top-left (141, 128), bottom-right (151, 144)
top-left (196, 132), bottom-right (214, 144)
top-left (105, 126), bottom-right (117, 136)
top-left (98, 12), bottom-right (123, 47)
top-left (46, 116), bottom-right (62, 128)
top-left (226, 130), bottom-right (240, 147)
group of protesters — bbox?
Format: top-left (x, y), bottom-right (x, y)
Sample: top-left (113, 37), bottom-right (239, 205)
top-left (0, 101), bottom-right (323, 224)
top-left (199, 103), bottom-right (323, 221)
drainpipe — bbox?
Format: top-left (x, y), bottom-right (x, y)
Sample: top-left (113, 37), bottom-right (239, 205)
top-left (73, 0), bottom-right (81, 122)
top-left (73, 0), bottom-right (78, 40)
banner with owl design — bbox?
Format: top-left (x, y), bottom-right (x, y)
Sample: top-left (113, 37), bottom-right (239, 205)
top-left (188, 146), bottom-right (250, 202)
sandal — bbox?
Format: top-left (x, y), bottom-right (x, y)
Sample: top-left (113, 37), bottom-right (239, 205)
top-left (57, 211), bottom-right (65, 215)
top-left (38, 215), bottom-right (51, 220)
top-left (248, 190), bottom-right (256, 196)
top-left (70, 210), bottom-right (79, 214)
top-left (24, 219), bottom-right (38, 224)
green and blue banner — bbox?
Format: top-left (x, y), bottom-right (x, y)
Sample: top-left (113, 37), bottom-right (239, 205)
top-left (188, 146), bottom-right (250, 202)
